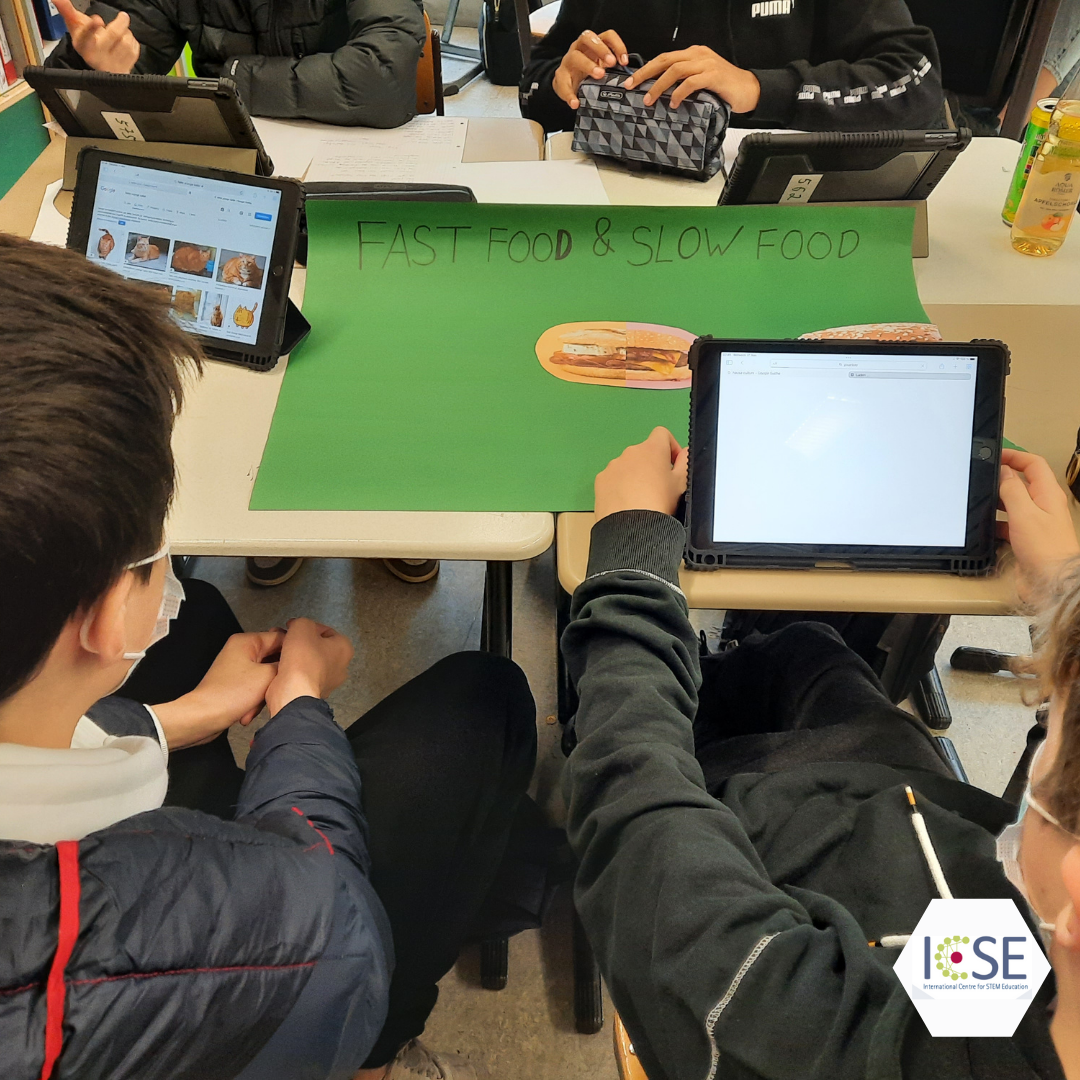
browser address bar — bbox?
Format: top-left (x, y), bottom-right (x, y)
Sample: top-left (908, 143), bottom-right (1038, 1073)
top-left (768, 358), bottom-right (929, 371)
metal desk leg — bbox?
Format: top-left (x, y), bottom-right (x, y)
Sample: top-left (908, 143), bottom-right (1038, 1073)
top-left (439, 0), bottom-right (485, 96)
top-left (479, 560), bottom-right (513, 993)
top-left (556, 578), bottom-right (579, 755)
top-left (443, 61), bottom-right (485, 96)
top-left (573, 906), bottom-right (603, 1034)
top-left (481, 560), bottom-right (513, 658)
top-left (442, 0), bottom-right (463, 42)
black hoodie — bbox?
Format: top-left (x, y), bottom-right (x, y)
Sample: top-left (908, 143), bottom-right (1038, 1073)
top-left (520, 0), bottom-right (944, 134)
top-left (561, 510), bottom-right (1064, 1080)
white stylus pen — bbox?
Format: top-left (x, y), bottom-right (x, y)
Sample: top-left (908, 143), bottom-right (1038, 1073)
top-left (905, 785), bottom-right (953, 900)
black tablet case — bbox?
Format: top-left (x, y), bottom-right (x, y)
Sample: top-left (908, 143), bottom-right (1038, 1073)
top-left (683, 336), bottom-right (1009, 575)
top-left (296, 182), bottom-right (477, 266)
top-left (718, 129), bottom-right (972, 206)
top-left (69, 149), bottom-right (303, 370)
top-left (24, 67), bottom-right (274, 176)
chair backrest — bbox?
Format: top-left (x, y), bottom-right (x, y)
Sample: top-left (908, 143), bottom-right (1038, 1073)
top-left (904, 0), bottom-right (1033, 108)
top-left (416, 11), bottom-right (445, 116)
top-left (905, 0), bottom-right (1063, 138)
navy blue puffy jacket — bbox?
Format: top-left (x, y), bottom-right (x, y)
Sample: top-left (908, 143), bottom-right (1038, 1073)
top-left (0, 696), bottom-right (392, 1080)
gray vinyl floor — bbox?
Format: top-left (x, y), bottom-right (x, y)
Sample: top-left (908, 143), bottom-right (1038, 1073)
top-left (202, 72), bottom-right (1037, 1080)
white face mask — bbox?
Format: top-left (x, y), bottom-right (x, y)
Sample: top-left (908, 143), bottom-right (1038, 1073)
top-left (997, 742), bottom-right (1062, 949)
top-left (80, 542), bottom-right (186, 687)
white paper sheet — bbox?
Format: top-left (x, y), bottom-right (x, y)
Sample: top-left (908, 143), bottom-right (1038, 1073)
top-left (305, 116), bottom-right (468, 183)
top-left (446, 159), bottom-right (610, 205)
top-left (30, 180), bottom-right (70, 247)
top-left (251, 118), bottom-right (328, 179)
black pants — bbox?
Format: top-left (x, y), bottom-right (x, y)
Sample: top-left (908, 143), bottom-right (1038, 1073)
top-left (692, 621), bottom-right (952, 793)
top-left (117, 578), bottom-right (537, 1069)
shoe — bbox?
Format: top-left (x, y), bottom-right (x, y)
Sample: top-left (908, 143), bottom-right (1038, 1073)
top-left (245, 556), bottom-right (304, 587)
top-left (382, 558), bottom-right (440, 584)
top-left (383, 1040), bottom-right (475, 1080)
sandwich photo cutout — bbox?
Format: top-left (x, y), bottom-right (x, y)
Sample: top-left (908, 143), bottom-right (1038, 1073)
top-left (536, 322), bottom-right (694, 389)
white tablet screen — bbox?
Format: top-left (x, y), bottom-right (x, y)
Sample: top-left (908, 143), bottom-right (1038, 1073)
top-left (84, 160), bottom-right (281, 345)
top-left (712, 350), bottom-right (978, 547)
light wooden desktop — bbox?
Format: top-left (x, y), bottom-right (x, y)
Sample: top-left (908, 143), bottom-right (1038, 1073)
top-left (555, 137), bottom-right (1080, 613)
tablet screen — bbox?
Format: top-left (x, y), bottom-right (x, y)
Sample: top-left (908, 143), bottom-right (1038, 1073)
top-left (712, 349), bottom-right (978, 547)
top-left (84, 159), bottom-right (281, 345)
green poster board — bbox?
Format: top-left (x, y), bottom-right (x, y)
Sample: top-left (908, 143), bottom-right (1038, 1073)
top-left (251, 202), bottom-right (927, 513)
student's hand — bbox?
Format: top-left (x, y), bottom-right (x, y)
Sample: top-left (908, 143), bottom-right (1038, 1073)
top-left (153, 630), bottom-right (285, 750)
top-left (265, 618), bottom-right (354, 717)
top-left (553, 29), bottom-right (629, 110)
top-left (998, 449), bottom-right (1080, 602)
top-left (595, 427), bottom-right (688, 521)
top-left (53, 0), bottom-right (140, 74)
top-left (624, 46), bottom-right (761, 111)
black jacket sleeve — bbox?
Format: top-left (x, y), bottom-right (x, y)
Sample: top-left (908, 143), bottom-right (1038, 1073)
top-left (45, 0), bottom-right (186, 74)
top-left (46, 0), bottom-right (424, 128)
top-left (518, 0), bottom-right (597, 133)
top-left (561, 510), bottom-right (917, 1080)
top-left (224, 0), bottom-right (424, 127)
top-left (747, 0), bottom-right (943, 131)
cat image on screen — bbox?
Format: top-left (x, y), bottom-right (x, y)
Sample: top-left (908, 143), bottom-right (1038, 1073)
top-left (233, 302), bottom-right (258, 328)
top-left (130, 236), bottom-right (161, 262)
top-left (220, 254), bottom-right (263, 289)
top-left (97, 229), bottom-right (114, 259)
top-left (210, 302), bottom-right (223, 327)
top-left (172, 245), bottom-right (213, 275)
top-left (172, 290), bottom-right (199, 319)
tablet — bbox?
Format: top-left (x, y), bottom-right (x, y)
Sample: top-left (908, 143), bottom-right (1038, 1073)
top-left (24, 68), bottom-right (274, 177)
top-left (297, 182), bottom-right (477, 265)
top-left (718, 129), bottom-right (971, 206)
top-left (68, 149), bottom-right (305, 371)
top-left (685, 338), bottom-right (1009, 574)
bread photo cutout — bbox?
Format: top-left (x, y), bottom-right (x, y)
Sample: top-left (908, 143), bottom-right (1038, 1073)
top-left (536, 322), bottom-right (695, 389)
top-left (799, 322), bottom-right (943, 342)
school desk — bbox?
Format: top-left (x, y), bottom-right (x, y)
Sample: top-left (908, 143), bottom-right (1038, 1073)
top-left (0, 118), bottom-right (552, 658)
top-left (553, 135), bottom-right (1080, 616)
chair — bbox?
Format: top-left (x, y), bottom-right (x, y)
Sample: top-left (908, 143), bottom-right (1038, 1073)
top-left (614, 1013), bottom-right (648, 1080)
top-left (417, 12), bottom-right (446, 116)
top-left (529, 0), bottom-right (560, 42)
top-left (904, 0), bottom-right (1063, 138)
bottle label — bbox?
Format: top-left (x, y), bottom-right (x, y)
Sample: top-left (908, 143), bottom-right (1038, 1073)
top-left (1015, 163), bottom-right (1080, 234)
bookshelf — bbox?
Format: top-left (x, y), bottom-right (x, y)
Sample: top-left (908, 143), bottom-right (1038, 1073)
top-left (0, 0), bottom-right (64, 111)
top-left (0, 0), bottom-right (57, 197)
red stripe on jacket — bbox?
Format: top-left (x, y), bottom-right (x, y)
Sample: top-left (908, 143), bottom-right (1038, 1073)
top-left (40, 840), bottom-right (81, 1080)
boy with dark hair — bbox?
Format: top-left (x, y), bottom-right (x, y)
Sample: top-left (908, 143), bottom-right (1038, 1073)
top-left (520, 0), bottom-right (944, 134)
top-left (45, 0), bottom-right (424, 128)
top-left (0, 233), bottom-right (536, 1080)
top-left (562, 426), bottom-right (1080, 1080)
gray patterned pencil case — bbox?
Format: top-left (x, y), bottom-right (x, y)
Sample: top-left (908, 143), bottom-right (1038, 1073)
top-left (571, 67), bottom-right (731, 182)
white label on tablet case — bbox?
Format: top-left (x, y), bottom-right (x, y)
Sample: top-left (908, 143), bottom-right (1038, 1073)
top-left (779, 174), bottom-right (822, 204)
top-left (102, 112), bottom-right (145, 141)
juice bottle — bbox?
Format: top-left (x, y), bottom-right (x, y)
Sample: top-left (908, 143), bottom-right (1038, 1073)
top-left (1011, 97), bottom-right (1080, 256)
top-left (1002, 98), bottom-right (1056, 225)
